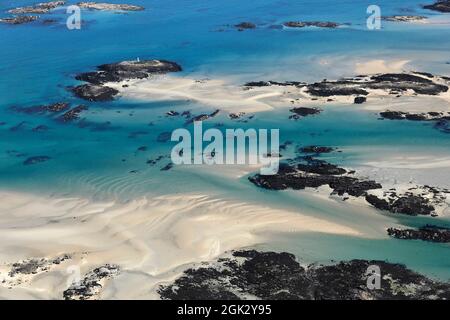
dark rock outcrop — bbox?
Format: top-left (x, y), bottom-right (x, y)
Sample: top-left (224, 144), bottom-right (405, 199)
top-left (388, 225), bottom-right (450, 243)
top-left (365, 194), bottom-right (435, 216)
top-left (72, 59), bottom-right (181, 101)
top-left (8, 1), bottom-right (65, 14)
top-left (63, 264), bottom-right (120, 300)
top-left (0, 16), bottom-right (39, 24)
top-left (159, 250), bottom-right (450, 300)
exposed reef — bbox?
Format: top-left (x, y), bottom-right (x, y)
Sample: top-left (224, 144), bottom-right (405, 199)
top-left (423, 1), bottom-right (450, 12)
top-left (388, 225), bottom-right (450, 243)
top-left (0, 16), bottom-right (39, 25)
top-left (382, 16), bottom-right (427, 22)
top-left (63, 264), bottom-right (120, 300)
top-left (77, 2), bottom-right (144, 11)
top-left (159, 250), bottom-right (450, 300)
top-left (8, 1), bottom-right (65, 14)
top-left (72, 59), bottom-right (181, 101)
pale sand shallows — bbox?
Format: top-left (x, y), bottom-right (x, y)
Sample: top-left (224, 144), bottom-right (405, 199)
top-left (0, 190), bottom-right (368, 299)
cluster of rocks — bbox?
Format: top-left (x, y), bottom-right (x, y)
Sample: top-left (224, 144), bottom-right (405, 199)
top-left (289, 107), bottom-right (322, 120)
top-left (249, 147), bottom-right (449, 216)
top-left (12, 102), bottom-right (70, 115)
top-left (77, 2), bottom-right (144, 11)
top-left (382, 15), bottom-right (427, 22)
top-left (23, 155), bottom-right (51, 165)
top-left (249, 158), bottom-right (382, 198)
top-left (159, 250), bottom-right (450, 300)
top-left (423, 0), bottom-right (450, 12)
top-left (379, 110), bottom-right (450, 133)
top-left (299, 146), bottom-right (335, 154)
top-left (186, 109), bottom-right (220, 124)
top-left (283, 21), bottom-right (341, 28)
top-left (72, 59), bottom-right (182, 101)
top-left (388, 225), bottom-right (450, 243)
top-left (63, 264), bottom-right (120, 300)
top-left (0, 1), bottom-right (65, 25)
top-left (8, 255), bottom-right (70, 278)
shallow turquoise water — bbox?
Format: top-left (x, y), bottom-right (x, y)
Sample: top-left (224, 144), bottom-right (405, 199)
top-left (1, 0), bottom-right (450, 279)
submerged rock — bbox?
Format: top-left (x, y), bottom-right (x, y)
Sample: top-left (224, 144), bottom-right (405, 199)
top-left (159, 250), bottom-right (450, 300)
top-left (388, 225), bottom-right (450, 243)
top-left (77, 2), bottom-right (144, 11)
top-left (382, 15), bottom-right (427, 22)
top-left (73, 59), bottom-right (181, 101)
top-left (249, 162), bottom-right (380, 197)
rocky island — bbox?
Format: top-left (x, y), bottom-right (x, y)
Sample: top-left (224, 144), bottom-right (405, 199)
top-left (7, 1), bottom-right (66, 14)
top-left (423, 0), bottom-right (450, 12)
top-left (71, 59), bottom-right (182, 101)
top-left (77, 2), bottom-right (144, 11)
